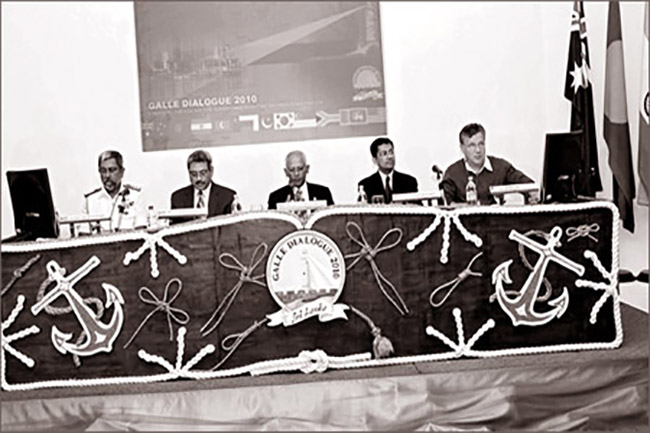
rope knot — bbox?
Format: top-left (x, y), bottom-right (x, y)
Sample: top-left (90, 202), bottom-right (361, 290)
top-left (361, 245), bottom-right (376, 260)
top-left (298, 349), bottom-right (329, 374)
top-left (566, 223), bottom-right (600, 242)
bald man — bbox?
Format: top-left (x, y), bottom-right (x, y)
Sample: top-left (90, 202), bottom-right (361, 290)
top-left (267, 150), bottom-right (334, 210)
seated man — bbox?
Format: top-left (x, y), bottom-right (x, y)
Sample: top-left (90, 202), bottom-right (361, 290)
top-left (268, 150), bottom-right (334, 210)
top-left (358, 137), bottom-right (418, 203)
top-left (83, 150), bottom-right (145, 233)
top-left (170, 150), bottom-right (236, 222)
top-left (440, 123), bottom-right (537, 205)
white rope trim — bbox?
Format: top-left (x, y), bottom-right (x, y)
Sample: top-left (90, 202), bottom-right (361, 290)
top-left (425, 308), bottom-right (495, 358)
top-left (575, 250), bottom-right (619, 324)
top-left (248, 350), bottom-right (372, 376)
top-left (1, 295), bottom-right (40, 369)
top-left (1, 212), bottom-right (303, 254)
top-left (123, 232), bottom-right (188, 278)
top-left (405, 212), bottom-right (483, 263)
top-left (137, 327), bottom-right (216, 380)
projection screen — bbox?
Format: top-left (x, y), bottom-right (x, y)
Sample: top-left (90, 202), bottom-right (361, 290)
top-left (134, 2), bottom-right (386, 151)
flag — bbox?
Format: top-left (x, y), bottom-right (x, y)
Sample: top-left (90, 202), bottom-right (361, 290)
top-left (638, 3), bottom-right (649, 206)
top-left (564, 1), bottom-right (603, 197)
top-left (604, 1), bottom-right (635, 232)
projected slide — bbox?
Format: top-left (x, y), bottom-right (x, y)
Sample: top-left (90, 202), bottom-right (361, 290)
top-left (134, 2), bottom-right (386, 151)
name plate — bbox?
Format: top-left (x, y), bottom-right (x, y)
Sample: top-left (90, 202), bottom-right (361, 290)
top-left (276, 200), bottom-right (328, 212)
top-left (489, 183), bottom-right (539, 196)
top-left (392, 191), bottom-right (442, 203)
top-left (58, 214), bottom-right (111, 224)
top-left (157, 207), bottom-right (208, 219)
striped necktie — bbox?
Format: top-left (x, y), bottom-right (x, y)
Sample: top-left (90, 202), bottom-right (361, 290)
top-left (197, 189), bottom-right (205, 208)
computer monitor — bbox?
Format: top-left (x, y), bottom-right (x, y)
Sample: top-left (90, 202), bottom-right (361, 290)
top-left (5, 168), bottom-right (59, 241)
top-left (542, 131), bottom-right (584, 203)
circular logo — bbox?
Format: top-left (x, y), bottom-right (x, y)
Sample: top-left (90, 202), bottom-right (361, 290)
top-left (266, 230), bottom-right (345, 310)
top-left (352, 65), bottom-right (382, 90)
top-left (644, 92), bottom-right (649, 117)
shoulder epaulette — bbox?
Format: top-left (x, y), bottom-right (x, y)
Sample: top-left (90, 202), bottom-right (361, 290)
top-left (84, 187), bottom-right (102, 198)
top-left (123, 183), bottom-right (141, 192)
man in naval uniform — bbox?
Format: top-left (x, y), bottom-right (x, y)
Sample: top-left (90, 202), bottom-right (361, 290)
top-left (82, 150), bottom-right (146, 233)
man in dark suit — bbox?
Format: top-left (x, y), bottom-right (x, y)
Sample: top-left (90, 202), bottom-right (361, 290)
top-left (170, 149), bottom-right (236, 222)
top-left (268, 150), bottom-right (334, 210)
top-left (358, 137), bottom-right (418, 203)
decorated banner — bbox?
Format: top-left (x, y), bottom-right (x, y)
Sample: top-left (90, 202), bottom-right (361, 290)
top-left (134, 2), bottom-right (386, 151)
top-left (1, 202), bottom-right (622, 392)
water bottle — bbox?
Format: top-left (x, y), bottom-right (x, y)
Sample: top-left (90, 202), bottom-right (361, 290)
top-left (357, 185), bottom-right (368, 203)
top-left (146, 204), bottom-right (157, 229)
top-left (466, 175), bottom-right (478, 205)
top-left (232, 194), bottom-right (242, 212)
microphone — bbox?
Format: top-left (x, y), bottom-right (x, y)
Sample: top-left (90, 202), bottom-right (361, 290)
top-left (431, 165), bottom-right (447, 206)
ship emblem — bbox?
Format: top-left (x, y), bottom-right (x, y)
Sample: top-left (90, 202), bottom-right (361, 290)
top-left (266, 230), bottom-right (348, 327)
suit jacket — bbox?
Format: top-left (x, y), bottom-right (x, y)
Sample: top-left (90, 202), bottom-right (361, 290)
top-left (358, 170), bottom-right (418, 203)
top-left (268, 182), bottom-right (334, 210)
top-left (170, 181), bottom-right (235, 223)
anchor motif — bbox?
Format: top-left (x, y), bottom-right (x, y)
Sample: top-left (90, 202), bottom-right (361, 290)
top-left (30, 256), bottom-right (124, 357)
top-left (492, 226), bottom-right (585, 327)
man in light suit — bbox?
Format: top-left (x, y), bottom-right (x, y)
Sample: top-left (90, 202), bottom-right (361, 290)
top-left (268, 150), bottom-right (334, 210)
top-left (170, 149), bottom-right (236, 223)
top-left (358, 137), bottom-right (418, 203)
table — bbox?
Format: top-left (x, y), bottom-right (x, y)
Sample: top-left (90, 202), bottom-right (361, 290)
top-left (1, 202), bottom-right (635, 428)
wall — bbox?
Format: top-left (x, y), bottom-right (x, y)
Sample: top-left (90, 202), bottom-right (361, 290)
top-left (2, 1), bottom-right (647, 310)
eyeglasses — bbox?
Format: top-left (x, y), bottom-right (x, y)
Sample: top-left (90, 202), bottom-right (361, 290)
top-left (190, 170), bottom-right (210, 178)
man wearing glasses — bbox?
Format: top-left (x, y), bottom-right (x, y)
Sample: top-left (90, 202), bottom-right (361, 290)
top-left (83, 150), bottom-right (145, 232)
top-left (170, 149), bottom-right (236, 221)
top-left (440, 123), bottom-right (536, 205)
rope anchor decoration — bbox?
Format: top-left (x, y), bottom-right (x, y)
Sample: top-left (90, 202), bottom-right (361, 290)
top-left (344, 221), bottom-right (409, 316)
top-left (30, 256), bottom-right (125, 363)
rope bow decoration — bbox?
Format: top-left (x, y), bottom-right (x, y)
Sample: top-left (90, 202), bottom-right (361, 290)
top-left (200, 243), bottom-right (268, 337)
top-left (566, 223), bottom-right (600, 242)
top-left (344, 221), bottom-right (409, 316)
top-left (429, 252), bottom-right (483, 308)
top-left (123, 278), bottom-right (190, 349)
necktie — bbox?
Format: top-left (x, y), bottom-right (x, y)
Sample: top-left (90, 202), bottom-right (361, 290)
top-left (385, 176), bottom-right (392, 204)
top-left (294, 187), bottom-right (303, 201)
top-left (197, 190), bottom-right (205, 208)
